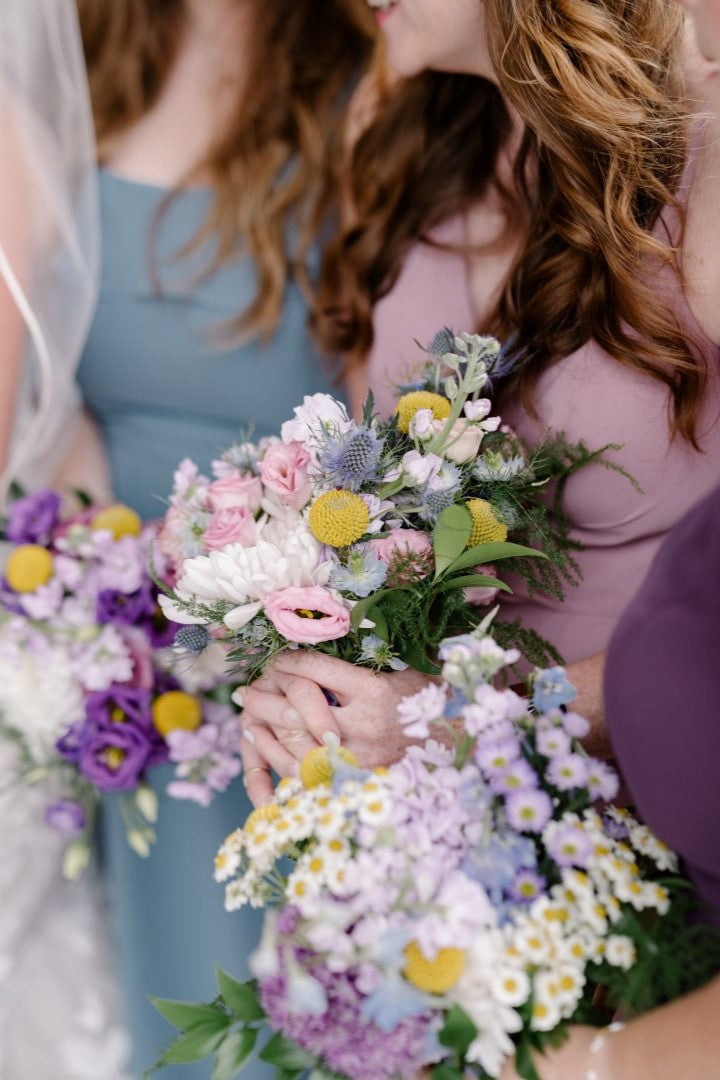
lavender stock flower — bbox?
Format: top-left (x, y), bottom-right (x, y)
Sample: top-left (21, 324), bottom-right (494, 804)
top-left (6, 489), bottom-right (61, 544)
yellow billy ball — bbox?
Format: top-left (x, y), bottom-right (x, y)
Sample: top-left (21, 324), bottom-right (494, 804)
top-left (5, 545), bottom-right (54, 593)
top-left (152, 691), bottom-right (202, 737)
top-left (394, 391), bottom-right (451, 434)
top-left (300, 745), bottom-right (359, 790)
top-left (308, 490), bottom-right (370, 548)
top-left (403, 941), bottom-right (466, 994)
top-left (243, 804), bottom-right (282, 833)
top-left (92, 504), bottom-right (142, 539)
top-left (466, 498), bottom-right (508, 546)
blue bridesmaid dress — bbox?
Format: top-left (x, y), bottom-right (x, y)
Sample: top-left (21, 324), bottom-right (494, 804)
top-left (77, 170), bottom-right (338, 1078)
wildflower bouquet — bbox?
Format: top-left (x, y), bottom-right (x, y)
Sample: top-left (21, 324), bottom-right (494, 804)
top-left (149, 625), bottom-right (717, 1080)
top-left (158, 331), bottom-right (614, 682)
top-left (0, 489), bottom-right (241, 876)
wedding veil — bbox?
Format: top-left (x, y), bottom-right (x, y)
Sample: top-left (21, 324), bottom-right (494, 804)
top-left (0, 0), bottom-right (99, 503)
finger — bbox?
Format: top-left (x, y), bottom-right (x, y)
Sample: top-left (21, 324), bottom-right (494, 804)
top-left (239, 738), bottom-right (274, 807)
top-left (244, 724), bottom-right (308, 777)
top-left (271, 672), bottom-right (340, 741)
top-left (271, 649), bottom-right (375, 701)
top-left (242, 683), bottom-right (305, 731)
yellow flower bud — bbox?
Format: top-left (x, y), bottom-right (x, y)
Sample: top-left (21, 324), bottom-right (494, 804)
top-left (308, 490), bottom-right (369, 548)
top-left (244, 804), bottom-right (282, 833)
top-left (403, 941), bottom-right (466, 994)
top-left (5, 545), bottom-right (54, 593)
top-left (394, 391), bottom-right (451, 435)
top-left (466, 498), bottom-right (507, 546)
top-left (152, 691), bottom-right (202, 737)
top-left (299, 745), bottom-right (359, 789)
top-left (92, 504), bottom-right (142, 539)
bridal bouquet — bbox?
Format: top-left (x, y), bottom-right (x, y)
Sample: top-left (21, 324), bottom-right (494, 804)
top-left (0, 489), bottom-right (241, 876)
top-left (158, 331), bottom-right (612, 683)
top-left (149, 624), bottom-right (717, 1079)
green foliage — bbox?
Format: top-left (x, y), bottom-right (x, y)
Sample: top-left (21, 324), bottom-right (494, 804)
top-left (432, 504), bottom-right (472, 578)
top-left (439, 1005), bottom-right (477, 1059)
top-left (258, 1033), bottom-right (317, 1070)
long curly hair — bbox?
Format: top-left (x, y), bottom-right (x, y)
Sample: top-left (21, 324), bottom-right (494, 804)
top-left (76, 0), bottom-right (374, 342)
top-left (318, 0), bottom-right (707, 443)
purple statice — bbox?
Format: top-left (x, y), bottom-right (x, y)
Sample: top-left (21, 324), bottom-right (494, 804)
top-left (396, 683), bottom-right (447, 740)
top-left (44, 799), bottom-right (87, 836)
top-left (78, 724), bottom-right (151, 790)
top-left (260, 962), bottom-right (431, 1080)
top-left (19, 577), bottom-right (64, 620)
top-left (96, 584), bottom-right (155, 627)
top-left (93, 534), bottom-right (145, 594)
top-left (509, 868), bottom-right (547, 905)
top-left (318, 425), bottom-right (385, 492)
top-left (505, 788), bottom-right (553, 834)
top-left (6, 489), bottom-right (61, 544)
top-left (532, 666), bottom-right (577, 713)
top-left (547, 752), bottom-right (589, 792)
top-left (545, 822), bottom-right (594, 868)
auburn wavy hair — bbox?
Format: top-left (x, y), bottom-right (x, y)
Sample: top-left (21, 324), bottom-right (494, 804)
top-left (76, 0), bottom-right (373, 342)
top-left (319, 0), bottom-right (707, 443)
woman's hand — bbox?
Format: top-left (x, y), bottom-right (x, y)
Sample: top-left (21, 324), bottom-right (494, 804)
top-left (238, 652), bottom-right (433, 805)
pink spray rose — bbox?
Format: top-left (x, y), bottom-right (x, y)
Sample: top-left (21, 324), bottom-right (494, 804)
top-left (259, 441), bottom-right (312, 510)
top-left (464, 564), bottom-right (501, 606)
top-left (207, 473), bottom-right (262, 514)
top-left (203, 507), bottom-right (258, 551)
top-left (371, 528), bottom-right (433, 578)
top-left (265, 586), bottom-right (350, 644)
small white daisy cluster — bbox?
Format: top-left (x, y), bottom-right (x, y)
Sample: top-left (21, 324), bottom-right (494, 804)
top-left (214, 637), bottom-right (690, 1079)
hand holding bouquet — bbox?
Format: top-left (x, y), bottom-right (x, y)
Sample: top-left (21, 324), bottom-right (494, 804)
top-left (0, 489), bottom-right (240, 876)
top-left (149, 623), bottom-right (718, 1079)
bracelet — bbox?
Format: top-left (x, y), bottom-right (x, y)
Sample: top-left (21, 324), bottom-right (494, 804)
top-left (584, 1021), bottom-right (626, 1080)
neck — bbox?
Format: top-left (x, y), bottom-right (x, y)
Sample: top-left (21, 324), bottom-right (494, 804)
top-left (183, 0), bottom-right (250, 40)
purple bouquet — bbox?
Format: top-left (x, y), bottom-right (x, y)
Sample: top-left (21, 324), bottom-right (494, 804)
top-left (0, 490), bottom-right (241, 876)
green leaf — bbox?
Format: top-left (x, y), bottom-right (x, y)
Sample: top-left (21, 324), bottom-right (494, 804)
top-left (212, 1028), bottom-right (258, 1080)
top-left (401, 638), bottom-right (442, 675)
top-left (515, 1037), bottom-right (543, 1080)
top-left (431, 1065), bottom-right (464, 1080)
top-left (350, 588), bottom-right (407, 632)
top-left (438, 573), bottom-right (512, 593)
top-left (154, 1018), bottom-right (231, 1066)
top-left (438, 1005), bottom-right (477, 1057)
top-left (150, 996), bottom-right (227, 1032)
top-left (368, 607), bottom-right (389, 641)
top-left (216, 969), bottom-right (265, 1022)
top-left (444, 540), bottom-right (547, 577)
top-left (432, 505), bottom-right (472, 579)
top-left (258, 1032), bottom-right (318, 1069)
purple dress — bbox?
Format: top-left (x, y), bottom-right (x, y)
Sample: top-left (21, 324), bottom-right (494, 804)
top-left (605, 484), bottom-right (720, 926)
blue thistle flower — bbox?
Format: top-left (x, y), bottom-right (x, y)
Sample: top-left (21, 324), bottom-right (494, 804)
top-left (174, 625), bottom-right (210, 652)
top-left (317, 425), bottom-right (385, 492)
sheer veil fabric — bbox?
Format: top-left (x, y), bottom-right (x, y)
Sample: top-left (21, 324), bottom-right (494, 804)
top-left (0, 2), bottom-right (130, 1076)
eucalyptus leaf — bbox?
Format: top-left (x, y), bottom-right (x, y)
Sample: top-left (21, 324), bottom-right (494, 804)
top-left (155, 1019), bottom-right (231, 1066)
top-left (432, 505), bottom-right (472, 579)
top-left (150, 996), bottom-right (226, 1032)
top-left (438, 573), bottom-right (512, 593)
top-left (444, 540), bottom-right (546, 578)
top-left (216, 969), bottom-right (265, 1021)
top-left (438, 1005), bottom-right (477, 1057)
top-left (211, 1028), bottom-right (258, 1080)
top-left (258, 1032), bottom-right (317, 1069)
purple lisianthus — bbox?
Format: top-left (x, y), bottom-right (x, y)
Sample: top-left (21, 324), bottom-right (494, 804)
top-left (78, 724), bottom-right (151, 790)
top-left (56, 720), bottom-right (90, 764)
top-left (6, 489), bottom-right (61, 544)
top-left (85, 685), bottom-right (153, 732)
top-left (505, 788), bottom-right (553, 833)
top-left (96, 584), bottom-right (155, 627)
top-left (141, 596), bottom-right (181, 648)
top-left (45, 799), bottom-right (87, 836)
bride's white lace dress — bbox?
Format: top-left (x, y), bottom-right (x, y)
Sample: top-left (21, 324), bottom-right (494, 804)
top-left (0, 747), bottom-right (132, 1079)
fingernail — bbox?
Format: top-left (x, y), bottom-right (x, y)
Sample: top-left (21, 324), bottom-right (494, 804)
top-left (232, 688), bottom-right (244, 708)
top-left (243, 728), bottom-right (255, 745)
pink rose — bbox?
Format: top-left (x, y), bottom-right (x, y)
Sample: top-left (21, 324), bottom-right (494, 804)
top-left (203, 507), bottom-right (257, 551)
top-left (207, 473), bottom-right (262, 514)
top-left (371, 529), bottom-right (433, 583)
top-left (259, 441), bottom-right (312, 510)
top-left (464, 564), bottom-right (501, 606)
top-left (265, 586), bottom-right (350, 644)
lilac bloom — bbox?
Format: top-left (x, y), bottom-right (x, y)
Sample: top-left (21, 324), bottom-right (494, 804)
top-left (505, 788), bottom-right (553, 833)
top-left (44, 799), bottom-right (87, 836)
top-left (547, 752), bottom-right (589, 791)
top-left (6, 489), bottom-right (61, 544)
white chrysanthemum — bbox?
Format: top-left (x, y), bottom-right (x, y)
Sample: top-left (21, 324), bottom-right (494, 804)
top-left (0, 636), bottom-right (84, 760)
top-left (280, 393), bottom-right (352, 452)
top-left (173, 522), bottom-right (334, 631)
top-left (605, 935), bottom-right (636, 971)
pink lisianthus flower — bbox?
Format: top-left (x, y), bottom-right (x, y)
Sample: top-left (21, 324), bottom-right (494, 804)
top-left (259, 441), bottom-right (312, 510)
top-left (464, 564), bottom-right (500, 606)
top-left (119, 626), bottom-right (155, 689)
top-left (203, 506), bottom-right (257, 551)
top-left (207, 473), bottom-right (262, 514)
top-left (265, 586), bottom-right (350, 644)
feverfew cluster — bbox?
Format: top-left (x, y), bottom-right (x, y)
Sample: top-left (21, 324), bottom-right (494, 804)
top-left (0, 490), bottom-right (240, 876)
top-left (159, 331), bottom-right (597, 683)
top-left (206, 632), bottom-right (702, 1080)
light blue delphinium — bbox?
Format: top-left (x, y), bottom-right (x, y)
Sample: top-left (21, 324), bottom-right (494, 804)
top-left (532, 665), bottom-right (577, 713)
top-left (329, 547), bottom-right (387, 598)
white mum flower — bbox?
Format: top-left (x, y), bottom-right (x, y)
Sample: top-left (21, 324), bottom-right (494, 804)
top-left (0, 635), bottom-right (85, 760)
top-left (605, 935), bottom-right (636, 971)
top-left (280, 393), bottom-right (352, 451)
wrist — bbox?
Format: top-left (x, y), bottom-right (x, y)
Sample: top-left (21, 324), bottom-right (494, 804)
top-left (584, 1022), bottom-right (626, 1080)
